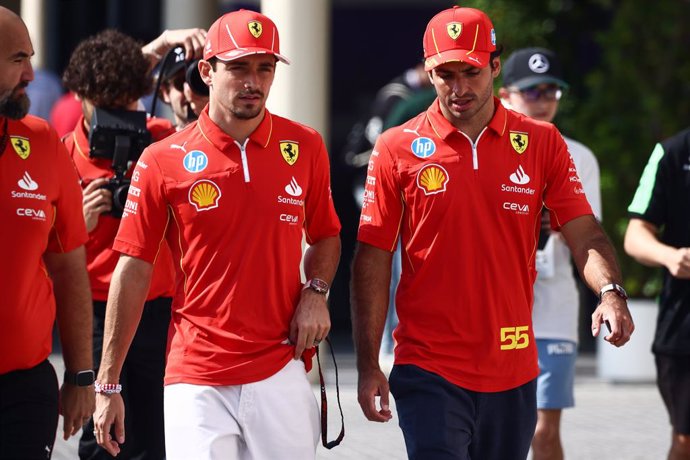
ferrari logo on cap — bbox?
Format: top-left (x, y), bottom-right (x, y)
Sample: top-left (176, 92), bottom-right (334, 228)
top-left (280, 141), bottom-right (299, 166)
top-left (510, 131), bottom-right (529, 154)
top-left (447, 22), bottom-right (462, 40)
top-left (11, 136), bottom-right (30, 159)
top-left (248, 21), bottom-right (263, 38)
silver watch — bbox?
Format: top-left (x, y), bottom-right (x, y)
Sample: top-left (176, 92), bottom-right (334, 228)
top-left (599, 283), bottom-right (628, 301)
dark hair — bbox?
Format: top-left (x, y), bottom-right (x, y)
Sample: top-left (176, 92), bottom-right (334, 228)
top-left (490, 44), bottom-right (504, 70)
top-left (62, 29), bottom-right (152, 108)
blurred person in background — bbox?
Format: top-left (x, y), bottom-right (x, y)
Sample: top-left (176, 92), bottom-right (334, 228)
top-left (61, 26), bottom-right (205, 460)
top-left (0, 6), bottom-right (94, 458)
top-left (625, 127), bottom-right (690, 460)
top-left (499, 47), bottom-right (602, 460)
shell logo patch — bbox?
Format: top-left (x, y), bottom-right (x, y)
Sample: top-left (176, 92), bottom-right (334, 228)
top-left (416, 164), bottom-right (449, 195)
top-left (248, 20), bottom-right (263, 38)
top-left (510, 131), bottom-right (529, 154)
top-left (11, 136), bottom-right (30, 159)
top-left (447, 22), bottom-right (462, 40)
top-left (188, 180), bottom-right (221, 211)
top-left (280, 141), bottom-right (299, 165)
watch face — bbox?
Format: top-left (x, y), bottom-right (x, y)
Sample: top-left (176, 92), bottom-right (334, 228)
top-left (310, 278), bottom-right (329, 293)
top-left (76, 370), bottom-right (95, 386)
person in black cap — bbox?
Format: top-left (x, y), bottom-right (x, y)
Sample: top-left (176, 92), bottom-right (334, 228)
top-left (155, 45), bottom-right (209, 130)
top-left (499, 47), bottom-right (602, 460)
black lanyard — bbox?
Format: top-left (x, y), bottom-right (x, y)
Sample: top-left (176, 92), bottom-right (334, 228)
top-left (315, 337), bottom-right (345, 449)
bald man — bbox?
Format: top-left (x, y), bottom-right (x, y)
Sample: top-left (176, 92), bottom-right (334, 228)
top-left (0, 7), bottom-right (95, 459)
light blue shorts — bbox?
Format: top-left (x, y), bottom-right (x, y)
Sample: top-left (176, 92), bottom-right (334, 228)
top-left (536, 339), bottom-right (576, 409)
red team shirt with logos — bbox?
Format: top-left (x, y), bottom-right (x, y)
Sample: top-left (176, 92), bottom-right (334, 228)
top-left (113, 107), bottom-right (341, 385)
top-left (0, 115), bottom-right (88, 374)
top-left (358, 98), bottom-right (592, 392)
top-left (64, 115), bottom-right (176, 301)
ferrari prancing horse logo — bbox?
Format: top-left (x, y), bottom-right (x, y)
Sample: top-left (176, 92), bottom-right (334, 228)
top-left (280, 141), bottom-right (299, 165)
top-left (447, 22), bottom-right (462, 40)
top-left (11, 136), bottom-right (30, 159)
top-left (510, 131), bottom-right (529, 154)
top-left (248, 21), bottom-right (263, 38)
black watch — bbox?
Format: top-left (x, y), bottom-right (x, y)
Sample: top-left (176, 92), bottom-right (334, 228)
top-left (599, 283), bottom-right (628, 301)
top-left (64, 370), bottom-right (95, 387)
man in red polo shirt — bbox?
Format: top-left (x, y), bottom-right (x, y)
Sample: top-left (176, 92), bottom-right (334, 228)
top-left (93, 10), bottom-right (341, 460)
top-left (351, 6), bottom-right (634, 460)
top-left (61, 28), bottom-right (205, 460)
top-left (0, 6), bottom-right (94, 459)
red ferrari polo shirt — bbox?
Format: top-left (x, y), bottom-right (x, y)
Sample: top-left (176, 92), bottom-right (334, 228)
top-left (114, 107), bottom-right (341, 385)
top-left (358, 98), bottom-right (592, 392)
top-left (0, 115), bottom-right (88, 374)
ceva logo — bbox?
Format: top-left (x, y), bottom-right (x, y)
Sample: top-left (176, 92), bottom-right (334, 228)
top-left (17, 208), bottom-right (46, 220)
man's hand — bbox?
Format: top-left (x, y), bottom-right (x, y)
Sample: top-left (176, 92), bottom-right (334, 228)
top-left (665, 247), bottom-right (690, 279)
top-left (82, 178), bottom-right (111, 232)
top-left (357, 367), bottom-right (393, 423)
top-left (59, 384), bottom-right (95, 440)
top-left (591, 295), bottom-right (635, 347)
top-left (143, 28), bottom-right (207, 64)
top-left (94, 393), bottom-right (126, 457)
top-left (289, 289), bottom-right (330, 359)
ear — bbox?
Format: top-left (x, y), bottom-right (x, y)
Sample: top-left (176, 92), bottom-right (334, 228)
top-left (199, 60), bottom-right (213, 87)
top-left (491, 57), bottom-right (501, 78)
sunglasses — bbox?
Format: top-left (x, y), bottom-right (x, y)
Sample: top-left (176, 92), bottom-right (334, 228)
top-left (166, 73), bottom-right (186, 92)
top-left (512, 86), bottom-right (563, 102)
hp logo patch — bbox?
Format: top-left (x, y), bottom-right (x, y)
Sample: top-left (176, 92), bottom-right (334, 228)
top-left (410, 137), bottom-right (436, 159)
top-left (183, 150), bottom-right (208, 173)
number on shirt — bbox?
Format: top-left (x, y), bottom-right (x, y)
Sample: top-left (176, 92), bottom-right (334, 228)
top-left (500, 326), bottom-right (530, 350)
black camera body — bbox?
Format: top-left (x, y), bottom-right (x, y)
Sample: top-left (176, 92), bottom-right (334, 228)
top-left (89, 107), bottom-right (151, 218)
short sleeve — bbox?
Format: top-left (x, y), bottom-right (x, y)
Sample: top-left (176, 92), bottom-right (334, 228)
top-left (357, 134), bottom-right (403, 252)
top-left (543, 130), bottom-right (593, 229)
top-left (627, 142), bottom-right (667, 226)
top-left (47, 130), bottom-right (88, 253)
top-left (303, 136), bottom-right (341, 244)
top-left (112, 148), bottom-right (170, 263)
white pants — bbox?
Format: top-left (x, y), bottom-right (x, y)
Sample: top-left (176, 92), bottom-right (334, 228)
top-left (164, 360), bottom-right (320, 460)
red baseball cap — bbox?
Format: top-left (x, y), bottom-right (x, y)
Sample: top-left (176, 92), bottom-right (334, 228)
top-left (423, 6), bottom-right (496, 71)
top-left (203, 9), bottom-right (290, 64)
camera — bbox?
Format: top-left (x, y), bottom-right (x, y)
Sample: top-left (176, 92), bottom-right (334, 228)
top-left (89, 107), bottom-right (151, 218)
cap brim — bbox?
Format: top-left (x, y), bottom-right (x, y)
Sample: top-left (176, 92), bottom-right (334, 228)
top-left (509, 75), bottom-right (569, 90)
top-left (424, 49), bottom-right (490, 71)
top-left (213, 48), bottom-right (290, 65)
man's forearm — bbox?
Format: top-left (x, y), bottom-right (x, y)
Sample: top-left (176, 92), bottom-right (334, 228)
top-left (45, 246), bottom-right (93, 373)
top-left (98, 255), bottom-right (153, 382)
top-left (303, 235), bottom-right (341, 285)
top-left (351, 243), bottom-right (393, 372)
top-left (563, 215), bottom-right (623, 292)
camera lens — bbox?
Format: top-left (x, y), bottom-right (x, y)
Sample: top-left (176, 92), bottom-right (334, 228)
top-left (112, 183), bottom-right (130, 216)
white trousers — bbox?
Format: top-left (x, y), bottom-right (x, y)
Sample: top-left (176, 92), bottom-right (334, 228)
top-left (164, 359), bottom-right (320, 460)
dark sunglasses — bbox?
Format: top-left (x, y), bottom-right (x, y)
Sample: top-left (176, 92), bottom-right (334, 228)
top-left (512, 86), bottom-right (563, 102)
top-left (169, 73), bottom-right (187, 92)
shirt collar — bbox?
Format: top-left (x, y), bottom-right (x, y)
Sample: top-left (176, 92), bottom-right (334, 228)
top-left (196, 105), bottom-right (273, 151)
top-left (425, 96), bottom-right (508, 140)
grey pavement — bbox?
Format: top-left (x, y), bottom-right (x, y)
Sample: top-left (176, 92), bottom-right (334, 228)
top-left (50, 352), bottom-right (669, 460)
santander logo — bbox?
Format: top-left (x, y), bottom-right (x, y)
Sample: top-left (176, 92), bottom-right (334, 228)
top-left (509, 166), bottom-right (530, 185)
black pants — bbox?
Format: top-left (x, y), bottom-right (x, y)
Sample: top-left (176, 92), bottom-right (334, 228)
top-left (0, 360), bottom-right (59, 460)
top-left (79, 297), bottom-right (171, 460)
top-left (390, 364), bottom-right (537, 460)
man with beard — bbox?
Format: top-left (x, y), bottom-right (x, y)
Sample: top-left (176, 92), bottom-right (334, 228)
top-left (0, 6), bottom-right (94, 459)
top-left (156, 45), bottom-right (209, 130)
top-left (351, 6), bottom-right (634, 460)
top-left (92, 10), bottom-right (341, 460)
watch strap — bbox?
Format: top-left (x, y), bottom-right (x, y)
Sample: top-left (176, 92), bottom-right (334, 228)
top-left (64, 369), bottom-right (96, 386)
top-left (599, 283), bottom-right (628, 301)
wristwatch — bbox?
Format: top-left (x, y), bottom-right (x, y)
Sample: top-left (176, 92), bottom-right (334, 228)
top-left (64, 370), bottom-right (96, 387)
top-left (304, 278), bottom-right (329, 295)
top-left (599, 283), bottom-right (628, 301)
